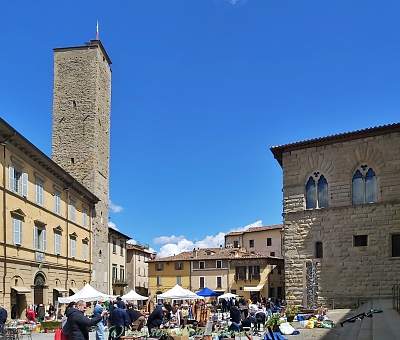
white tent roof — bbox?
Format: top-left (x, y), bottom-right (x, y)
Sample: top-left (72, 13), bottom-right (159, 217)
top-left (120, 290), bottom-right (148, 301)
top-left (217, 292), bottom-right (238, 300)
top-left (157, 284), bottom-right (203, 300)
top-left (58, 283), bottom-right (113, 303)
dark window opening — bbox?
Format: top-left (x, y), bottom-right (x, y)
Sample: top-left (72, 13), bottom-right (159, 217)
top-left (316, 242), bottom-right (323, 258)
top-left (392, 234), bottom-right (400, 257)
top-left (71, 158), bottom-right (75, 164)
top-left (354, 235), bottom-right (368, 247)
top-left (267, 238), bottom-right (272, 246)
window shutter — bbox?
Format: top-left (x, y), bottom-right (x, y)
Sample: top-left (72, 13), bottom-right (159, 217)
top-left (9, 165), bottom-right (15, 191)
top-left (13, 219), bottom-right (22, 245)
top-left (43, 230), bottom-right (47, 251)
top-left (55, 234), bottom-right (60, 255)
top-left (22, 172), bottom-right (28, 196)
top-left (34, 227), bottom-right (38, 249)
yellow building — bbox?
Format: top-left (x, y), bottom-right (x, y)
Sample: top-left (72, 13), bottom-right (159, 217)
top-left (0, 118), bottom-right (98, 318)
top-left (229, 255), bottom-right (284, 301)
top-left (148, 255), bottom-right (191, 298)
top-left (148, 248), bottom-right (284, 302)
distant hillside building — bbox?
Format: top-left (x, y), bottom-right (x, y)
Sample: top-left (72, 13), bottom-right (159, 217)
top-left (126, 243), bottom-right (155, 298)
top-left (147, 247), bottom-right (284, 301)
top-left (271, 123), bottom-right (400, 308)
top-left (225, 225), bottom-right (284, 257)
top-left (52, 40), bottom-right (112, 293)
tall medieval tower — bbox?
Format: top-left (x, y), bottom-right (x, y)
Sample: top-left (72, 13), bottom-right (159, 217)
top-left (51, 40), bottom-right (111, 293)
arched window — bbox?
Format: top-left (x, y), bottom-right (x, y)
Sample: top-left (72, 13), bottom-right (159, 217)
top-left (306, 174), bottom-right (329, 209)
top-left (352, 167), bottom-right (377, 204)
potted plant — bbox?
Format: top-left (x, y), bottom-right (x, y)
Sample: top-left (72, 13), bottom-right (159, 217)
top-left (285, 305), bottom-right (299, 322)
top-left (266, 313), bottom-right (282, 332)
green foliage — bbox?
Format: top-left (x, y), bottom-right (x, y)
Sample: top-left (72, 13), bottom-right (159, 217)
top-left (285, 305), bottom-right (299, 316)
top-left (265, 313), bottom-right (281, 326)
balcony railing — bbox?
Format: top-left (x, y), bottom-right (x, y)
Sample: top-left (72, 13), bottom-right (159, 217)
top-left (235, 274), bottom-right (246, 280)
top-left (249, 273), bottom-right (261, 281)
top-left (112, 278), bottom-right (128, 286)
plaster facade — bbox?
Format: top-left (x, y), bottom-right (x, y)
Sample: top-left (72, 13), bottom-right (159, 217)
top-left (0, 118), bottom-right (98, 318)
top-left (126, 243), bottom-right (155, 297)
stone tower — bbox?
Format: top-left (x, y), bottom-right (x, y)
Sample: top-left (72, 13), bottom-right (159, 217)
top-left (51, 40), bottom-right (111, 293)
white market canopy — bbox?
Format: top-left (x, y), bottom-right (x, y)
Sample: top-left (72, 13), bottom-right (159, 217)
top-left (58, 283), bottom-right (113, 303)
top-left (217, 292), bottom-right (238, 300)
top-left (157, 284), bottom-right (204, 300)
top-left (120, 290), bottom-right (148, 301)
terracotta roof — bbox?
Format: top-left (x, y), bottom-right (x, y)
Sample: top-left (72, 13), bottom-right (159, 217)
top-left (148, 247), bottom-right (249, 262)
top-left (225, 224), bottom-right (283, 237)
top-left (270, 122), bottom-right (400, 167)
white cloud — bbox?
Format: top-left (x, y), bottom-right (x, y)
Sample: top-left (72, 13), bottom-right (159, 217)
top-left (155, 221), bottom-right (262, 258)
top-left (109, 200), bottom-right (123, 213)
top-left (127, 239), bottom-right (137, 245)
top-left (228, 220), bottom-right (263, 233)
top-left (157, 232), bottom-right (226, 258)
top-left (153, 235), bottom-right (186, 244)
top-left (108, 221), bottom-right (118, 230)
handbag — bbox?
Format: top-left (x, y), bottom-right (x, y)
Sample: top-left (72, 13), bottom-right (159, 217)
top-left (54, 328), bottom-right (62, 340)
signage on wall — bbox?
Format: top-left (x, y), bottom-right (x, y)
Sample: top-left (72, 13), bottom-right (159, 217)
top-left (36, 252), bottom-right (44, 261)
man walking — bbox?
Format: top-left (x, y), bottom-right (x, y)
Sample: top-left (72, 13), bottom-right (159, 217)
top-left (67, 300), bottom-right (107, 340)
top-left (109, 306), bottom-right (131, 340)
top-left (94, 299), bottom-right (106, 340)
top-left (0, 304), bottom-right (7, 336)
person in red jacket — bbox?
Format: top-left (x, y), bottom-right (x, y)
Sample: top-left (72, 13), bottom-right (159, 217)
top-left (26, 306), bottom-right (36, 323)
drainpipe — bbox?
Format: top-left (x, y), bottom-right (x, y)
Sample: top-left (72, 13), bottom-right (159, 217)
top-left (2, 141), bottom-right (7, 301)
top-left (64, 186), bottom-right (69, 291)
top-left (1, 133), bottom-right (15, 303)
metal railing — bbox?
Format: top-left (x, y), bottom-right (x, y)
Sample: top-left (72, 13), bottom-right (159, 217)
top-left (392, 285), bottom-right (400, 314)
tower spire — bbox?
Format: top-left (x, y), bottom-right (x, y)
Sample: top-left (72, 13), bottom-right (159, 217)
top-left (96, 20), bottom-right (99, 40)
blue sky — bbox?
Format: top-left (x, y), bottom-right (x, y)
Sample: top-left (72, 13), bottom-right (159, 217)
top-left (1, 0), bottom-right (399, 257)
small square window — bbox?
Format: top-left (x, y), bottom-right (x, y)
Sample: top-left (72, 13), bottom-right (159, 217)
top-left (354, 235), bottom-right (368, 247)
top-left (270, 252), bottom-right (275, 256)
top-left (175, 262), bottom-right (184, 270)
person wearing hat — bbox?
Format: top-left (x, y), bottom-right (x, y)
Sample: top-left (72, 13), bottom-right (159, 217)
top-left (93, 299), bottom-right (106, 340)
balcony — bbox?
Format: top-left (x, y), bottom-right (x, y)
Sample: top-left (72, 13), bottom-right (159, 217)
top-left (235, 274), bottom-right (246, 281)
top-left (112, 278), bottom-right (128, 287)
top-left (249, 273), bottom-right (261, 281)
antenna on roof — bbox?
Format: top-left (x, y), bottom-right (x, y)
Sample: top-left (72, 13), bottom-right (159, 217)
top-left (96, 20), bottom-right (99, 40)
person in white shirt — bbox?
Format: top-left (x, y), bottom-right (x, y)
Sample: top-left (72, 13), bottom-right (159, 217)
top-left (168, 304), bottom-right (181, 327)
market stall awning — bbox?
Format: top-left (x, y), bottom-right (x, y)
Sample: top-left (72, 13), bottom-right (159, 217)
top-left (243, 285), bottom-right (264, 292)
top-left (11, 286), bottom-right (31, 294)
top-left (54, 287), bottom-right (68, 293)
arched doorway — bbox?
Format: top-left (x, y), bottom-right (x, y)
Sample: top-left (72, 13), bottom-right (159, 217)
top-left (34, 273), bottom-right (46, 306)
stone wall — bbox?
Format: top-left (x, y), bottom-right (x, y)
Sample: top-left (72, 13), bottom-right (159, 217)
top-left (52, 42), bottom-right (111, 293)
top-left (281, 130), bottom-right (400, 308)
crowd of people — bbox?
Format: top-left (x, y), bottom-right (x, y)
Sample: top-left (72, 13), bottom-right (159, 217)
top-left (59, 296), bottom-right (147, 340)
